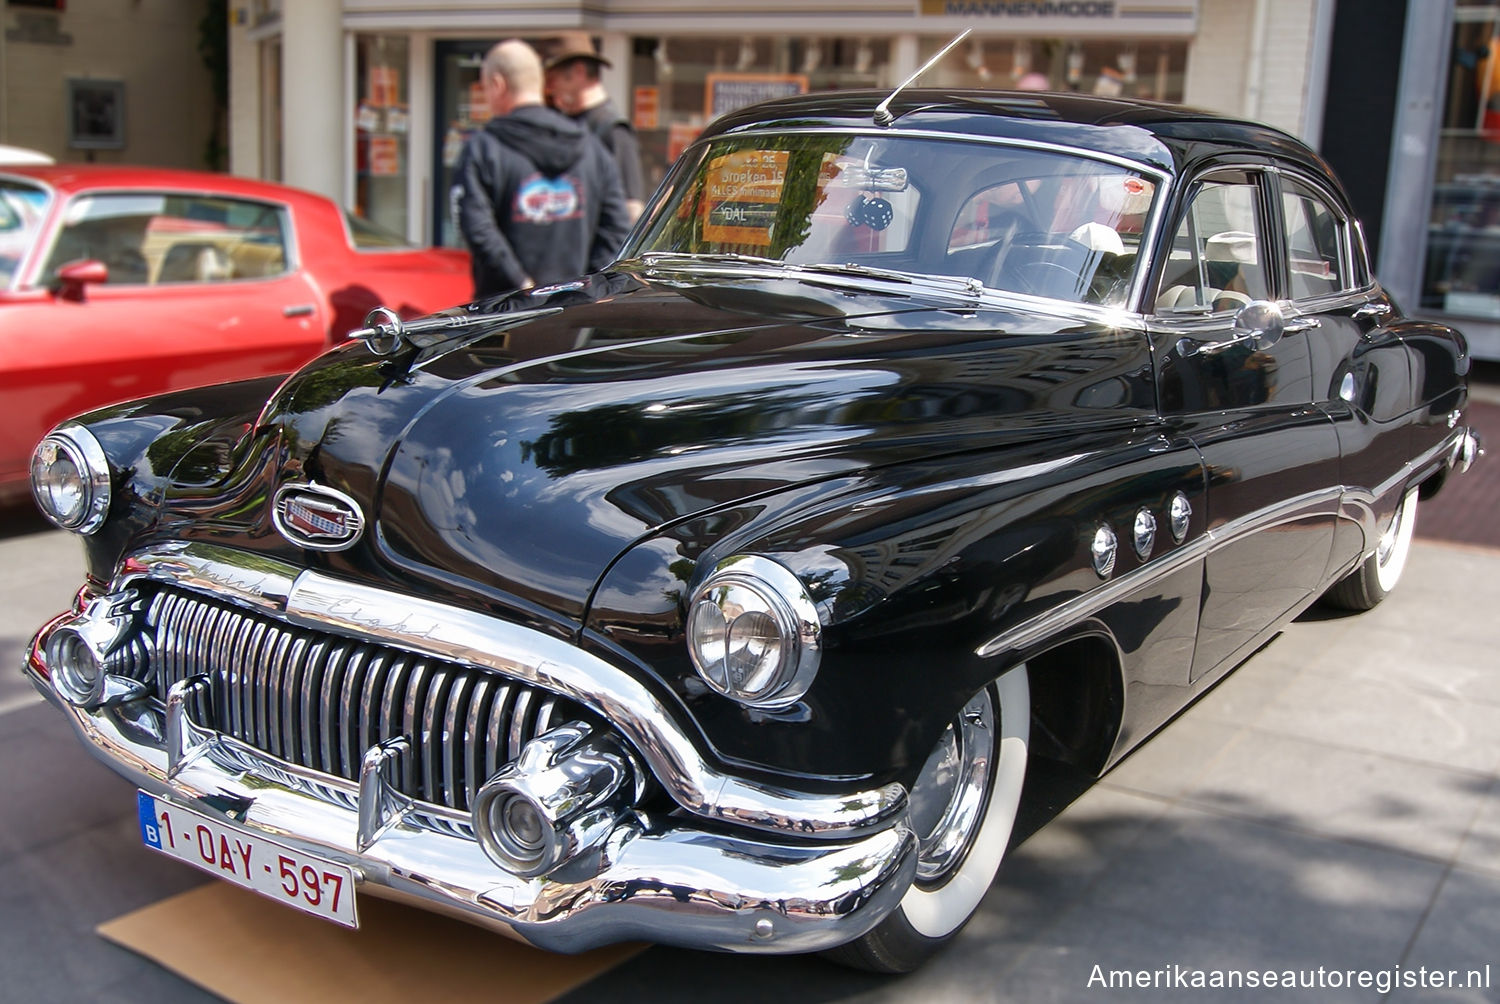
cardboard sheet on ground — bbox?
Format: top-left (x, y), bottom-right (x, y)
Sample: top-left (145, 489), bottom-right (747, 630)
top-left (99, 882), bottom-right (642, 1004)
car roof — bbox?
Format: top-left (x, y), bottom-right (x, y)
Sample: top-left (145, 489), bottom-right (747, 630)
top-left (703, 89), bottom-right (1333, 181)
top-left (0, 163), bottom-right (330, 209)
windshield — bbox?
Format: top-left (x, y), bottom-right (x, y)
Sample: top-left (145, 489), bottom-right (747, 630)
top-left (625, 133), bottom-right (1159, 308)
top-left (0, 179), bottom-right (50, 287)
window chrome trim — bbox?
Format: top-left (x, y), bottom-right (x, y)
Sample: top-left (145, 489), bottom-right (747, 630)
top-left (111, 541), bottom-right (907, 841)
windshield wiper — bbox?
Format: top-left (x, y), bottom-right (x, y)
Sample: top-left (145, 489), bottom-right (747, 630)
top-left (793, 262), bottom-right (985, 300)
top-left (639, 250), bottom-right (788, 271)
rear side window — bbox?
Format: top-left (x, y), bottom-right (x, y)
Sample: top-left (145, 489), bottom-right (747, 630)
top-left (1281, 178), bottom-right (1349, 299)
top-left (345, 210), bottom-right (413, 250)
top-left (40, 192), bottom-right (289, 286)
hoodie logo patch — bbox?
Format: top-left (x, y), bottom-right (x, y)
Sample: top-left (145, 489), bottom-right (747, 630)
top-left (515, 175), bottom-right (582, 224)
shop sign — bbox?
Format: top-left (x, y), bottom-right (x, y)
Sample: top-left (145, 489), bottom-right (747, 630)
top-left (916, 0), bottom-right (1196, 34)
top-left (704, 74), bottom-right (808, 121)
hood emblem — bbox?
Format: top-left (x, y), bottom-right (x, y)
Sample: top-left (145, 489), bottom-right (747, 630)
top-left (273, 483), bottom-right (365, 551)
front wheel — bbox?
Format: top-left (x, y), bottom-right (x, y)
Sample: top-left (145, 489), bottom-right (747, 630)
top-left (1322, 488), bottom-right (1418, 611)
top-left (826, 665), bottom-right (1030, 973)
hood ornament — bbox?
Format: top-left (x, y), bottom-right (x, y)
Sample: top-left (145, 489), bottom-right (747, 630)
top-left (272, 483), bottom-right (366, 551)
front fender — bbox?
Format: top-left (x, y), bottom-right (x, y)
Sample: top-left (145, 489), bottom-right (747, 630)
top-left (53, 375), bottom-right (285, 582)
top-left (584, 424), bottom-right (1207, 791)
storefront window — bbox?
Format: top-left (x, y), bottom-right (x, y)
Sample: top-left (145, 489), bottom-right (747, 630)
top-left (1424, 2), bottom-right (1500, 319)
top-left (916, 36), bottom-right (1187, 102)
top-left (355, 35), bottom-right (410, 239)
top-left (629, 37), bottom-right (894, 196)
top-left (433, 38), bottom-right (556, 248)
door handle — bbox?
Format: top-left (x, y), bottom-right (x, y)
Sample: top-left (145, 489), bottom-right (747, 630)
top-left (1282, 317), bottom-right (1320, 334)
top-left (282, 304), bottom-right (316, 318)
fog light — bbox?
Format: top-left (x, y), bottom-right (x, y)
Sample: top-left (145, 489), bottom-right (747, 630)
top-left (489, 795), bottom-right (552, 870)
top-left (47, 627), bottom-right (104, 705)
top-left (472, 722), bottom-right (640, 878)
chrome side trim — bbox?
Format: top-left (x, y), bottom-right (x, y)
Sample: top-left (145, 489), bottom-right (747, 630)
top-left (977, 487), bottom-right (1343, 659)
top-left (978, 427), bottom-right (1473, 662)
top-left (109, 542), bottom-right (906, 840)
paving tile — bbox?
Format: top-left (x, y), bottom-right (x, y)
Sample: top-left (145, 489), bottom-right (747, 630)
top-left (1298, 623), bottom-right (1500, 709)
top-left (1457, 776), bottom-right (1500, 880)
top-left (958, 804), bottom-right (1445, 1004)
top-left (1388, 867), bottom-right (1500, 1004)
top-left (1190, 652), bottom-right (1307, 730)
top-left (1178, 728), bottom-right (1484, 863)
top-left (1099, 715), bottom-right (1249, 800)
top-left (1241, 670), bottom-right (1500, 775)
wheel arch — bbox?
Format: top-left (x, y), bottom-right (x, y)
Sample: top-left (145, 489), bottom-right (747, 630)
top-left (1021, 628), bottom-right (1125, 778)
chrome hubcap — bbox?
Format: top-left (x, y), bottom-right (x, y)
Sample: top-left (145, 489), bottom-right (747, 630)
top-left (909, 689), bottom-right (995, 884)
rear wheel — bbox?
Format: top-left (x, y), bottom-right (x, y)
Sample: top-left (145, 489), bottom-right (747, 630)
top-left (1323, 488), bottom-right (1418, 611)
top-left (825, 665), bottom-right (1030, 973)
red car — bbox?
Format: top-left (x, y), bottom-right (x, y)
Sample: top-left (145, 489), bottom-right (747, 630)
top-left (0, 164), bottom-right (471, 502)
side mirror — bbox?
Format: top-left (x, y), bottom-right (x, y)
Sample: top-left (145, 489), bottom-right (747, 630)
top-left (1232, 299), bottom-right (1285, 350)
top-left (54, 259), bottom-right (109, 302)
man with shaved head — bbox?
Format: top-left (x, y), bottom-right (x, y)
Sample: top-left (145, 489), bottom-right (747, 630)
top-left (452, 39), bottom-right (630, 299)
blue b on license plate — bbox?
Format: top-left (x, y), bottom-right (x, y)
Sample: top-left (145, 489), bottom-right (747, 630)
top-left (137, 790), bottom-right (358, 928)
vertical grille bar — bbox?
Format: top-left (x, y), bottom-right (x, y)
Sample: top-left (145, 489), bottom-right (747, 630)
top-left (141, 587), bottom-right (590, 811)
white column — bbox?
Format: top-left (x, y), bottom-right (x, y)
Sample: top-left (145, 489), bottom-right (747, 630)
top-left (281, 0), bottom-right (343, 202)
top-left (227, 16), bottom-right (261, 178)
top-left (600, 32), bottom-right (630, 110)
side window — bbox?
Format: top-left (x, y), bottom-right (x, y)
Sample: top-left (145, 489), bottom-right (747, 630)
top-left (41, 192), bottom-right (289, 286)
top-left (1281, 178), bottom-right (1348, 299)
top-left (1155, 174), bottom-right (1271, 313)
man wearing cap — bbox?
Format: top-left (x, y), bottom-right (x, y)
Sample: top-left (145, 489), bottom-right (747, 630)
top-left (452, 39), bottom-right (631, 300)
top-left (544, 31), bottom-right (646, 221)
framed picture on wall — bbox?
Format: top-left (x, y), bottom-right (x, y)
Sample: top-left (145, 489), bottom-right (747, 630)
top-left (67, 79), bottom-right (126, 150)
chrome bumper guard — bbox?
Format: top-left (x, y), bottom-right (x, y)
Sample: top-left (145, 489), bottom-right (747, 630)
top-left (25, 542), bottom-right (919, 953)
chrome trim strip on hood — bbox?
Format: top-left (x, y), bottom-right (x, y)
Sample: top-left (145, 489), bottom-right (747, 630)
top-left (113, 542), bottom-right (907, 840)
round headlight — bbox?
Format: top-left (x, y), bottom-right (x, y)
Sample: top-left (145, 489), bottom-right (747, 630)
top-left (686, 555), bottom-right (821, 708)
top-left (30, 424), bottom-right (111, 534)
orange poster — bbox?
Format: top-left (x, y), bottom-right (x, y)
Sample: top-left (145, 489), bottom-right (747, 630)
top-left (369, 65), bottom-right (399, 108)
top-left (633, 86), bottom-right (659, 130)
top-left (700, 149), bottom-right (788, 246)
top-left (368, 135), bottom-right (400, 177)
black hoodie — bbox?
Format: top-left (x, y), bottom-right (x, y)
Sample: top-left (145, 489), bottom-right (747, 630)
top-left (452, 104), bottom-right (631, 298)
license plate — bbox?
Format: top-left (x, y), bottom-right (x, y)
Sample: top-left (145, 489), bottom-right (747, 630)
top-left (137, 790), bottom-right (358, 928)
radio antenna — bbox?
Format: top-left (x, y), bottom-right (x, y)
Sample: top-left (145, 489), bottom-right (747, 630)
top-left (874, 28), bottom-right (971, 127)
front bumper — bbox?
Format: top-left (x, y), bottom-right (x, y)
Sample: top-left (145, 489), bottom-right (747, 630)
top-left (24, 541), bottom-right (920, 955)
top-left (27, 653), bottom-right (916, 954)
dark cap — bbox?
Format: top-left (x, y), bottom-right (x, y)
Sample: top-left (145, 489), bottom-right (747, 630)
top-left (544, 31), bottom-right (610, 70)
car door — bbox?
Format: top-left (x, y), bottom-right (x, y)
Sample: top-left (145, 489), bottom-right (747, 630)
top-left (1273, 171), bottom-right (1415, 578)
top-left (1148, 167), bottom-right (1341, 681)
top-left (0, 189), bottom-right (327, 484)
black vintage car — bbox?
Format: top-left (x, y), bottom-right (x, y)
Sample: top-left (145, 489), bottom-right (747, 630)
top-left (24, 91), bottom-right (1483, 973)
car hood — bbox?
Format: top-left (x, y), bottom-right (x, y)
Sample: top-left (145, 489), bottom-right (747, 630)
top-left (250, 272), bottom-right (1151, 625)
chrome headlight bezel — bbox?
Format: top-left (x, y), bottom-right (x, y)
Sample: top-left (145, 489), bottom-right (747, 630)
top-left (686, 554), bottom-right (822, 709)
top-left (30, 423), bottom-right (112, 534)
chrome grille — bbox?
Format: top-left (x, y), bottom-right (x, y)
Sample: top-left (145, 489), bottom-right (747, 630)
top-left (143, 586), bottom-right (578, 812)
